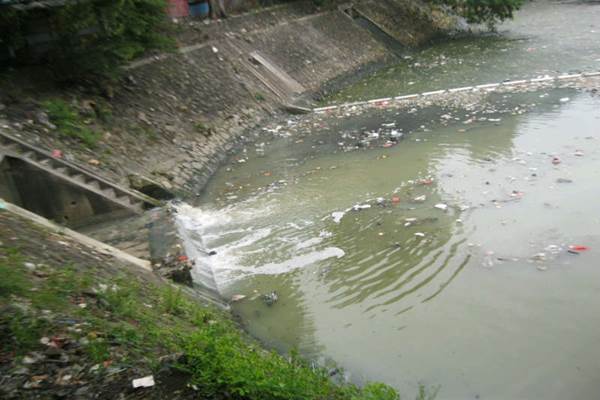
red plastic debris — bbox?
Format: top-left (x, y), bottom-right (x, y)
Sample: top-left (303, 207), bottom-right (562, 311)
top-left (568, 245), bottom-right (589, 252)
top-left (49, 336), bottom-right (67, 348)
top-left (391, 196), bottom-right (401, 204)
top-left (177, 255), bottom-right (189, 262)
top-left (51, 149), bottom-right (62, 158)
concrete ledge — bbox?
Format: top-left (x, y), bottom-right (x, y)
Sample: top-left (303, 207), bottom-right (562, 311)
top-left (476, 83), bottom-right (500, 90)
top-left (530, 76), bottom-right (554, 82)
top-left (0, 199), bottom-right (152, 272)
top-left (448, 86), bottom-right (474, 93)
top-left (421, 89), bottom-right (446, 96)
top-left (502, 79), bottom-right (528, 86)
top-left (367, 97), bottom-right (392, 104)
top-left (558, 73), bottom-right (582, 79)
top-left (395, 94), bottom-right (420, 100)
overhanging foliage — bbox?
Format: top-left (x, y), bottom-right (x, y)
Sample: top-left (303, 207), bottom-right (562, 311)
top-left (0, 0), bottom-right (174, 81)
top-left (432, 0), bottom-right (524, 25)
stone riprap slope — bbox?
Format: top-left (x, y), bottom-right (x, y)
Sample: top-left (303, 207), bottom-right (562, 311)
top-left (0, 0), bottom-right (449, 198)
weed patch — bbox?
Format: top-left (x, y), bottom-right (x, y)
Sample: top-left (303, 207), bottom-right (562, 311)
top-left (43, 99), bottom-right (101, 147)
top-left (0, 246), bottom-right (437, 399)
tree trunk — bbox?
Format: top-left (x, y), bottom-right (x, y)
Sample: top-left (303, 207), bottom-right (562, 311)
top-left (208, 0), bottom-right (227, 19)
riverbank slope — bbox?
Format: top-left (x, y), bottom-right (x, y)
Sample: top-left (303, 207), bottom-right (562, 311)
top-left (0, 1), bottom-right (456, 398)
top-left (0, 0), bottom-right (455, 199)
top-left (0, 207), bottom-right (408, 399)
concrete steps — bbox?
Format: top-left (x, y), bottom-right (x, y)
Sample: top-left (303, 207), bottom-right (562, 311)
top-left (227, 39), bottom-right (304, 103)
top-left (0, 131), bottom-right (161, 214)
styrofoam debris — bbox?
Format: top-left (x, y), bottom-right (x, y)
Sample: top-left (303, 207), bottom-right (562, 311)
top-left (332, 211), bottom-right (345, 224)
top-left (434, 203), bottom-right (448, 211)
top-left (132, 375), bottom-right (155, 388)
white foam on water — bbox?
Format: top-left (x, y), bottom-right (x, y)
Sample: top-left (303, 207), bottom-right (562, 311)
top-left (175, 202), bottom-right (345, 290)
top-left (295, 236), bottom-right (323, 250)
top-left (319, 230), bottom-right (333, 238)
top-left (240, 247), bottom-right (345, 278)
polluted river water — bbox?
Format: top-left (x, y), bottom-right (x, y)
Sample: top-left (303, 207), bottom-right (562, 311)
top-left (330, 0), bottom-right (600, 103)
top-left (176, 2), bottom-right (600, 399)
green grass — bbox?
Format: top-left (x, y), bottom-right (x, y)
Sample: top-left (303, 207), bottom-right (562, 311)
top-left (194, 121), bottom-right (213, 137)
top-left (86, 339), bottom-right (112, 363)
top-left (161, 286), bottom-right (186, 315)
top-left (194, 121), bottom-right (208, 132)
top-left (43, 99), bottom-right (101, 147)
top-left (94, 100), bottom-right (113, 123)
top-left (131, 124), bottom-right (158, 140)
top-left (0, 248), bottom-right (29, 298)
top-left (0, 247), bottom-right (437, 399)
top-left (6, 310), bottom-right (50, 353)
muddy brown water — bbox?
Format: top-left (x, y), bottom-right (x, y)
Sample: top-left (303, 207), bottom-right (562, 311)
top-left (177, 2), bottom-right (600, 399)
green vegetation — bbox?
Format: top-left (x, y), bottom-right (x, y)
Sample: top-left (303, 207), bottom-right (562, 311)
top-left (432, 0), bottom-right (523, 26)
top-left (131, 124), bottom-right (159, 140)
top-left (195, 121), bottom-right (209, 132)
top-left (1, 0), bottom-right (174, 81)
top-left (43, 99), bottom-right (101, 147)
top-left (195, 121), bottom-right (214, 137)
top-left (93, 100), bottom-right (114, 123)
top-left (0, 247), bottom-right (438, 399)
top-left (305, 0), bottom-right (522, 25)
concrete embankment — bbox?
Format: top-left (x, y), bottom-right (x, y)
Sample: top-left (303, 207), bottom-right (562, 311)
top-left (0, 0), bottom-right (455, 298)
top-left (0, 0), bottom-right (454, 199)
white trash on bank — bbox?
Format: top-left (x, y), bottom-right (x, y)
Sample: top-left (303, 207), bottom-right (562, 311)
top-left (132, 375), bottom-right (155, 388)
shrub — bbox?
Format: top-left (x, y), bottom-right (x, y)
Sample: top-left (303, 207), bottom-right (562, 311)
top-left (1, 0), bottom-right (174, 81)
top-left (181, 323), bottom-right (349, 399)
top-left (432, 0), bottom-right (524, 26)
top-left (357, 383), bottom-right (401, 400)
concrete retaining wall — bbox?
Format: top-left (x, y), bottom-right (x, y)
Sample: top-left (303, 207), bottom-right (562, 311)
top-left (0, 0), bottom-right (451, 198)
top-left (99, 1), bottom-right (397, 195)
